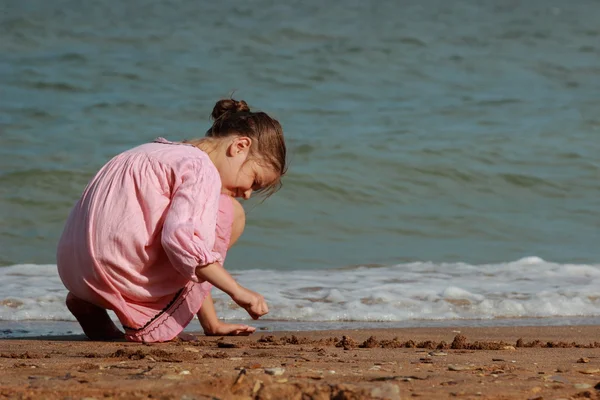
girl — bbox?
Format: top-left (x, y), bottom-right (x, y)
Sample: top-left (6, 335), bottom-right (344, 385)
top-left (56, 98), bottom-right (287, 342)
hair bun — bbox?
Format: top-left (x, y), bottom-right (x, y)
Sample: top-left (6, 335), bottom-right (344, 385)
top-left (211, 98), bottom-right (250, 120)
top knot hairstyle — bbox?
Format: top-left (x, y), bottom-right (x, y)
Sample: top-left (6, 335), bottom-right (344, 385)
top-left (203, 98), bottom-right (287, 195)
top-left (210, 98), bottom-right (251, 119)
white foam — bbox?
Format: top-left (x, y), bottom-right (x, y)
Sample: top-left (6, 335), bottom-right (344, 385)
top-left (1, 258), bottom-right (600, 323)
top-left (0, 264), bottom-right (74, 321)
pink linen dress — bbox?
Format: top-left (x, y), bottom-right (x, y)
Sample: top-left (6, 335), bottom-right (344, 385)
top-left (57, 138), bottom-right (233, 342)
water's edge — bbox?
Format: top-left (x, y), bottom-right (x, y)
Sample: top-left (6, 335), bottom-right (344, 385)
top-left (3, 317), bottom-right (600, 340)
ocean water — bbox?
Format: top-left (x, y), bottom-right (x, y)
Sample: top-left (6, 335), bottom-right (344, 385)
top-left (1, 0), bottom-right (599, 337)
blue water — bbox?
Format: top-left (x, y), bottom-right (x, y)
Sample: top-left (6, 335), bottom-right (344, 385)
top-left (1, 0), bottom-right (599, 335)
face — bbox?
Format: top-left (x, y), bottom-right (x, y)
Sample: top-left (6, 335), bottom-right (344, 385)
top-left (217, 137), bottom-right (279, 199)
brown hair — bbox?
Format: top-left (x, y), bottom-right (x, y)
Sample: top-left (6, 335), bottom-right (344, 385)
top-left (189, 98), bottom-right (287, 195)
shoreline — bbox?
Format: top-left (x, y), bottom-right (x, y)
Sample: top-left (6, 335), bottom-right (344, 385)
top-left (4, 315), bottom-right (600, 340)
top-left (2, 325), bottom-right (600, 399)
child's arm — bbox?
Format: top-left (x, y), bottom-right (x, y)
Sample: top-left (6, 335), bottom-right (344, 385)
top-left (195, 262), bottom-right (268, 319)
top-left (161, 161), bottom-right (267, 319)
top-left (197, 292), bottom-right (220, 333)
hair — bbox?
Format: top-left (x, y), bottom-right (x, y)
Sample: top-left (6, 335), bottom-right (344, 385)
top-left (187, 98), bottom-right (287, 196)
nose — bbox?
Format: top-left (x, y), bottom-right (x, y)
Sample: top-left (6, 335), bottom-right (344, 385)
top-left (242, 189), bottom-right (253, 200)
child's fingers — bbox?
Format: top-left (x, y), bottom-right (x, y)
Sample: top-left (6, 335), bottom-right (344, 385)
top-left (232, 326), bottom-right (252, 336)
top-left (236, 327), bottom-right (255, 336)
top-left (251, 307), bottom-right (268, 319)
top-left (237, 325), bottom-right (256, 332)
top-left (256, 301), bottom-right (268, 315)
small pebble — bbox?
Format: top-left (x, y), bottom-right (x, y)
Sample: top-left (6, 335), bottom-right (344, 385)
top-left (546, 375), bottom-right (569, 384)
top-left (161, 374), bottom-right (183, 380)
top-left (179, 370), bottom-right (191, 375)
top-left (183, 347), bottom-right (200, 353)
top-left (264, 367), bottom-right (285, 376)
top-left (429, 351), bottom-right (447, 357)
top-left (579, 368), bottom-right (600, 374)
top-left (448, 365), bottom-right (472, 371)
top-left (574, 383), bottom-right (592, 389)
top-left (370, 384), bottom-right (401, 400)
top-left (577, 357), bottom-right (591, 363)
top-left (252, 381), bottom-right (262, 395)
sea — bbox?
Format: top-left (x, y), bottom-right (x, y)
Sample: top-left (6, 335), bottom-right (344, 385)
top-left (1, 0), bottom-right (599, 338)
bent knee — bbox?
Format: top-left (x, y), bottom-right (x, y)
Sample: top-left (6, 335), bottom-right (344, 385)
top-left (230, 198), bottom-right (246, 247)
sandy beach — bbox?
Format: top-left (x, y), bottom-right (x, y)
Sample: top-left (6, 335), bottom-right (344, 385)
top-left (2, 326), bottom-right (600, 399)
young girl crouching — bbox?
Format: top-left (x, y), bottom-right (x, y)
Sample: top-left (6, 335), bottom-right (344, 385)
top-left (56, 98), bottom-right (286, 342)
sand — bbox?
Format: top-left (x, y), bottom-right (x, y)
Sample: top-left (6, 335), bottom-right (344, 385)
top-left (2, 325), bottom-right (600, 399)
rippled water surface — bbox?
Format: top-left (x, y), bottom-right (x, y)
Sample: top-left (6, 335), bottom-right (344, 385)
top-left (1, 0), bottom-right (599, 272)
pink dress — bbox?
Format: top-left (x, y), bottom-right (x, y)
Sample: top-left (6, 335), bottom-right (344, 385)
top-left (57, 138), bottom-right (233, 342)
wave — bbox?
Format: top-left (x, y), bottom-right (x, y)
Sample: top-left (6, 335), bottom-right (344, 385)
top-left (2, 258), bottom-right (600, 323)
top-left (21, 81), bottom-right (88, 93)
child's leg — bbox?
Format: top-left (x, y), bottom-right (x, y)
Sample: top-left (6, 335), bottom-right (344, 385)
top-left (227, 197), bottom-right (246, 248)
top-left (197, 197), bottom-right (256, 336)
top-left (66, 292), bottom-right (123, 341)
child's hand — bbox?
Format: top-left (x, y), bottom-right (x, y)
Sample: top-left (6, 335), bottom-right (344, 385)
top-left (231, 286), bottom-right (269, 320)
top-left (204, 322), bottom-right (256, 336)
top-left (194, 263), bottom-right (268, 319)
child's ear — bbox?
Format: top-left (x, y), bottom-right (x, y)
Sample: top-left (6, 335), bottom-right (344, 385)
top-left (228, 137), bottom-right (252, 156)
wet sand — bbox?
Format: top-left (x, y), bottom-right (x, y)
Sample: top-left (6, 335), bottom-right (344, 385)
top-left (2, 325), bottom-right (600, 399)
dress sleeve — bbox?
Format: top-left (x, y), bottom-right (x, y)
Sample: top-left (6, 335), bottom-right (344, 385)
top-left (161, 158), bottom-right (223, 282)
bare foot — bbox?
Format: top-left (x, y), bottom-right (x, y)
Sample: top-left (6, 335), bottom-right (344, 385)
top-left (204, 322), bottom-right (256, 336)
top-left (66, 292), bottom-right (124, 341)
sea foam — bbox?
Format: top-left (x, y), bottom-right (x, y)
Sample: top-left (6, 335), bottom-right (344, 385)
top-left (1, 258), bottom-right (600, 323)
